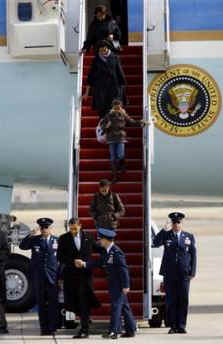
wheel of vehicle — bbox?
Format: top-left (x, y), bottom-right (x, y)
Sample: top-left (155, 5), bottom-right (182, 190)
top-left (149, 313), bottom-right (163, 328)
top-left (5, 254), bottom-right (35, 313)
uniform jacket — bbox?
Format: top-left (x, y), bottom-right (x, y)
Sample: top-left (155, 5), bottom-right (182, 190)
top-left (90, 191), bottom-right (125, 229)
top-left (87, 52), bottom-right (126, 114)
top-left (153, 229), bottom-right (197, 278)
top-left (19, 234), bottom-right (59, 285)
top-left (101, 109), bottom-right (144, 143)
top-left (87, 244), bottom-right (130, 298)
top-left (0, 230), bottom-right (10, 264)
top-left (0, 229), bottom-right (10, 303)
top-left (57, 231), bottom-right (103, 313)
top-left (83, 15), bottom-right (121, 52)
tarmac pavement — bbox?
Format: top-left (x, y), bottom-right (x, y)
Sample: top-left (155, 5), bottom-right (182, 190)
top-left (2, 235), bottom-right (223, 344)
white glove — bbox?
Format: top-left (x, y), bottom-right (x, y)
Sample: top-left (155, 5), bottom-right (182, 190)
top-left (163, 220), bottom-right (172, 231)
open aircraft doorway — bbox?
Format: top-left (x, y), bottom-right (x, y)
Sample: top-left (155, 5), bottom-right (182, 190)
top-left (86, 0), bottom-right (129, 45)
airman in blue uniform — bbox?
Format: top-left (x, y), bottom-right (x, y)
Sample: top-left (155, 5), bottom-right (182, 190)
top-left (153, 212), bottom-right (197, 334)
top-left (19, 218), bottom-right (59, 336)
top-left (75, 228), bottom-right (136, 339)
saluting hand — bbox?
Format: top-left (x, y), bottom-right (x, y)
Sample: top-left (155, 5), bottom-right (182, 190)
top-left (122, 288), bottom-right (130, 295)
top-left (30, 228), bottom-right (40, 236)
top-left (164, 220), bottom-right (172, 231)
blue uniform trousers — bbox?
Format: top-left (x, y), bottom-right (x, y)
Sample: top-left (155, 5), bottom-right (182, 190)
top-left (164, 276), bottom-right (190, 330)
top-left (33, 275), bottom-right (58, 332)
top-left (109, 293), bottom-right (135, 334)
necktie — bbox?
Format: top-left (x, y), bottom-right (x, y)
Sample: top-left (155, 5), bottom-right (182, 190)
top-left (44, 238), bottom-right (48, 249)
top-left (75, 236), bottom-right (81, 251)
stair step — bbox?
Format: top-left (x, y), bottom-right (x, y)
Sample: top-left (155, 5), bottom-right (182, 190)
top-left (79, 217), bottom-right (143, 229)
top-left (95, 290), bottom-right (143, 303)
top-left (79, 193), bottom-right (143, 206)
top-left (92, 303), bottom-right (143, 316)
top-left (80, 148), bottom-right (142, 160)
top-left (83, 76), bottom-right (142, 86)
top-left (79, 205), bottom-right (143, 218)
top-left (86, 46), bottom-right (142, 56)
top-left (81, 127), bottom-right (143, 139)
top-left (81, 115), bottom-right (141, 127)
top-left (82, 105), bottom-right (143, 116)
top-left (79, 181), bottom-right (142, 193)
top-left (83, 95), bottom-right (142, 106)
top-left (79, 170), bottom-right (142, 182)
top-left (95, 264), bottom-right (143, 277)
top-left (84, 65), bottom-right (142, 75)
top-left (85, 229), bottom-right (143, 241)
top-left (80, 138), bottom-right (142, 148)
top-left (84, 55), bottom-right (142, 66)
top-left (91, 251), bottom-right (143, 260)
top-left (93, 277), bottom-right (143, 290)
top-left (80, 159), bottom-right (142, 171)
top-left (83, 85), bottom-right (142, 95)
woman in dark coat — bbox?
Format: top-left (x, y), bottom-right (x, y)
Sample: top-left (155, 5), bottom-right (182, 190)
top-left (101, 99), bottom-right (151, 182)
top-left (81, 5), bottom-right (121, 54)
top-left (83, 40), bottom-right (126, 118)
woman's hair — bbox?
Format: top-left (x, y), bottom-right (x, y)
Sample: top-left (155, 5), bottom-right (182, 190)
top-left (94, 5), bottom-right (107, 15)
top-left (112, 99), bottom-right (123, 107)
top-left (99, 179), bottom-right (110, 187)
top-left (95, 39), bottom-right (111, 52)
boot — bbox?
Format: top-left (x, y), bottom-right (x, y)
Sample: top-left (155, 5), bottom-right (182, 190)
top-left (111, 162), bottom-right (118, 183)
top-left (118, 159), bottom-right (126, 173)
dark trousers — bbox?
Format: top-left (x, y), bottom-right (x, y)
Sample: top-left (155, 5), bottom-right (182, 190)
top-left (164, 276), bottom-right (190, 330)
top-left (0, 304), bottom-right (7, 330)
top-left (34, 276), bottom-right (58, 332)
top-left (110, 293), bottom-right (136, 334)
top-left (0, 267), bottom-right (7, 330)
top-left (74, 284), bottom-right (90, 332)
top-left (64, 276), bottom-right (90, 332)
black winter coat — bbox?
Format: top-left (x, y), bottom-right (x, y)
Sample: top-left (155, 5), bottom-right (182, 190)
top-left (87, 52), bottom-right (126, 115)
top-left (83, 15), bottom-right (121, 52)
top-left (0, 230), bottom-right (10, 303)
top-left (57, 231), bottom-right (103, 313)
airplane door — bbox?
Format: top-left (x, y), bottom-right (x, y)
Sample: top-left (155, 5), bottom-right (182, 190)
top-left (59, 0), bottom-right (86, 70)
top-left (146, 0), bottom-right (170, 71)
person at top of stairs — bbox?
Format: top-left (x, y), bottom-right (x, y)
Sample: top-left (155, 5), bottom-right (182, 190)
top-left (75, 228), bottom-right (136, 340)
top-left (81, 5), bottom-right (121, 55)
top-left (101, 99), bottom-right (151, 183)
top-left (89, 179), bottom-right (125, 231)
top-left (82, 40), bottom-right (126, 118)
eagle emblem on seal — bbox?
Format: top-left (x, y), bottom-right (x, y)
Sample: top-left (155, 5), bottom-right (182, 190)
top-left (168, 84), bottom-right (201, 120)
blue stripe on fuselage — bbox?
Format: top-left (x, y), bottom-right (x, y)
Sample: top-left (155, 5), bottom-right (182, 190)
top-left (170, 0), bottom-right (223, 31)
top-left (0, 0), bottom-right (6, 36)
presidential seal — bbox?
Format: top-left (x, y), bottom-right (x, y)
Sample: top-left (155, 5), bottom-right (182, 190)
top-left (149, 65), bottom-right (222, 137)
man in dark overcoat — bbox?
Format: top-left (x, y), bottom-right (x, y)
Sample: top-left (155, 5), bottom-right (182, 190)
top-left (57, 218), bottom-right (103, 339)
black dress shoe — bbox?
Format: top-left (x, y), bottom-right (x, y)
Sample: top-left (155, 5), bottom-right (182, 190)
top-left (168, 328), bottom-right (177, 334)
top-left (120, 332), bottom-right (135, 338)
top-left (177, 328), bottom-right (187, 334)
top-left (102, 332), bottom-right (118, 339)
top-left (0, 328), bottom-right (9, 334)
top-left (73, 330), bottom-right (89, 339)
